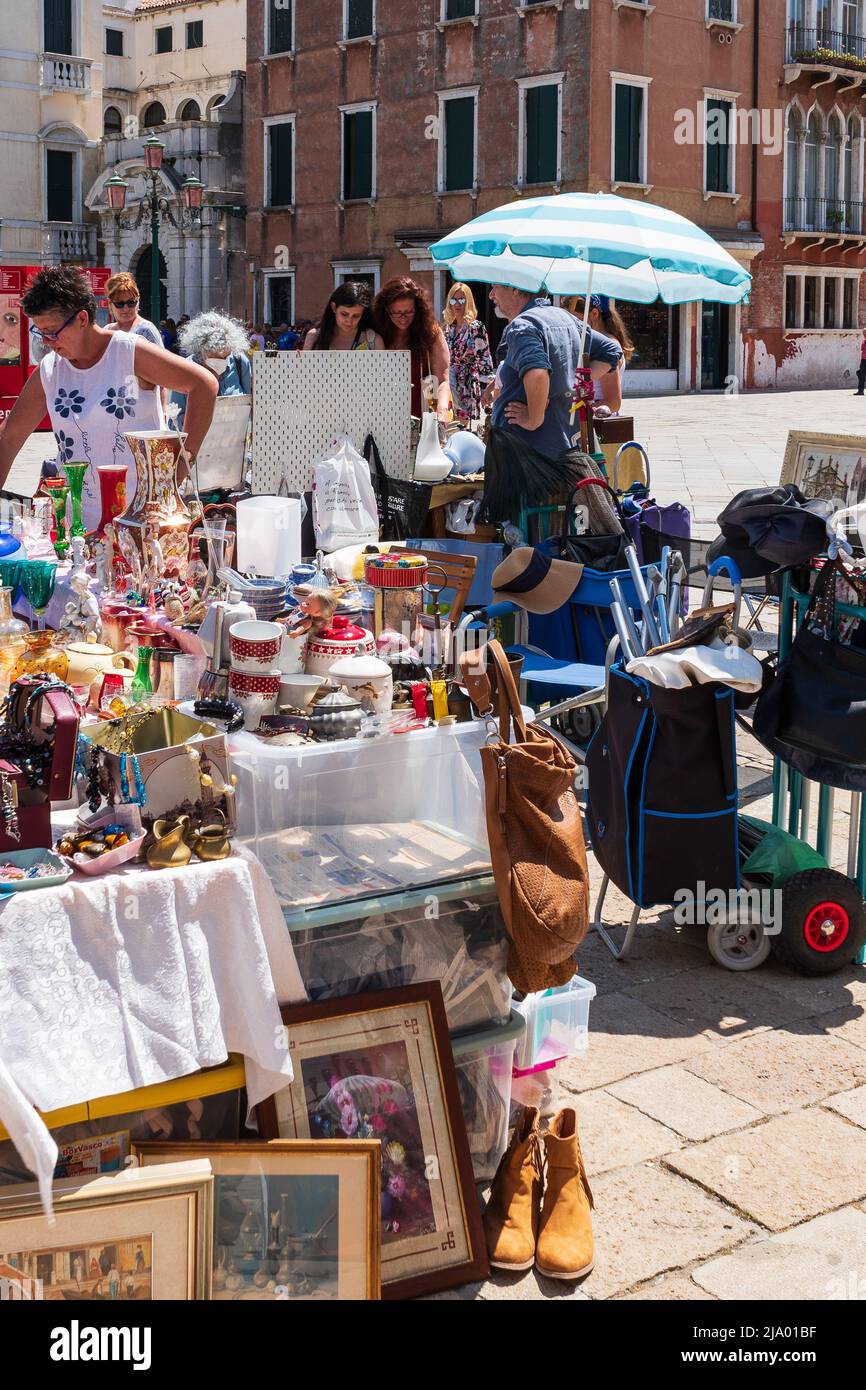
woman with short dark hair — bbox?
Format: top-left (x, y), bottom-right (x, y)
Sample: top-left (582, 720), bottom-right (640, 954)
top-left (373, 277), bottom-right (451, 420)
top-left (0, 266), bottom-right (217, 525)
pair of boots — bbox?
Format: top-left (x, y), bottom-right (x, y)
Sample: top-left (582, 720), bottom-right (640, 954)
top-left (483, 1107), bottom-right (594, 1280)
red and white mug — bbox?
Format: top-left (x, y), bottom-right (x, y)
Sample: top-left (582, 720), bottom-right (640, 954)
top-left (229, 620), bottom-right (283, 674)
top-left (228, 668), bottom-right (282, 730)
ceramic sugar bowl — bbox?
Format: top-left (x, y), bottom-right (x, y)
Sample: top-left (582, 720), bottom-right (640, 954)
top-left (304, 615), bottom-right (375, 680)
top-left (307, 686), bottom-right (365, 741)
top-left (327, 645), bottom-right (393, 714)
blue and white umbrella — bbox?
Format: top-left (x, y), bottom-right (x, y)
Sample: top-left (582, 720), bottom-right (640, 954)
top-left (430, 192), bottom-right (751, 308)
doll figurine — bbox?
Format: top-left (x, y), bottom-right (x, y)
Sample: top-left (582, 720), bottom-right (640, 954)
top-left (286, 588), bottom-right (338, 639)
top-left (61, 559), bottom-right (103, 642)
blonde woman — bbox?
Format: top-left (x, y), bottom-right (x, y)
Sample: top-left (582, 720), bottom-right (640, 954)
top-left (443, 282), bottom-right (493, 424)
top-left (104, 271), bottom-right (163, 347)
top-left (561, 294), bottom-right (634, 417)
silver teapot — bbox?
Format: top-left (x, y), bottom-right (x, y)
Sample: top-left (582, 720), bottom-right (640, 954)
top-left (307, 685), bottom-right (364, 741)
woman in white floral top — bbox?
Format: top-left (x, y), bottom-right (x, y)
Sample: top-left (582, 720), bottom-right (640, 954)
top-left (443, 283), bottom-right (494, 425)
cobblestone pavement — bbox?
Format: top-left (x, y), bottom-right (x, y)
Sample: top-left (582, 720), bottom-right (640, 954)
top-left (435, 389), bottom-right (866, 1302)
top-left (14, 394), bottom-right (866, 1302)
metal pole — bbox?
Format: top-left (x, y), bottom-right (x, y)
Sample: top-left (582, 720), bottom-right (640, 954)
top-left (150, 183), bottom-right (160, 323)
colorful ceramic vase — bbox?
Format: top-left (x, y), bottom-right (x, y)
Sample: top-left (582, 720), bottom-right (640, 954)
top-left (117, 431), bottom-right (192, 586)
top-left (63, 462), bottom-right (88, 539)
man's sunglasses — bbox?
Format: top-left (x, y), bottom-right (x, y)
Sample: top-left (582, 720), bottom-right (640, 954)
top-left (111, 298), bottom-right (138, 309)
top-left (32, 308), bottom-right (81, 343)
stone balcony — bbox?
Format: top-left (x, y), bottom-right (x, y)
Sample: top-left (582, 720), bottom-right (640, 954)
top-left (41, 53), bottom-right (92, 94)
top-left (46, 223), bottom-right (97, 262)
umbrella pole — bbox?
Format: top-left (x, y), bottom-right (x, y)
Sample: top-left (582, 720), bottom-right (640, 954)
top-left (578, 263), bottom-right (594, 361)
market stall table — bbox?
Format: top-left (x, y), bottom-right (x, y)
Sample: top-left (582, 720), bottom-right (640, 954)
top-left (0, 841), bottom-right (306, 1205)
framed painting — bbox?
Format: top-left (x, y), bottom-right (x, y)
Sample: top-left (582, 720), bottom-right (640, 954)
top-left (781, 430), bottom-right (866, 513)
top-left (0, 1160), bottom-right (212, 1301)
top-left (134, 1140), bottom-right (380, 1301)
top-left (256, 982), bottom-right (488, 1300)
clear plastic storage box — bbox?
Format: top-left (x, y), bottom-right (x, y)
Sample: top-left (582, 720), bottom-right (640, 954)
top-left (451, 1011), bottom-right (526, 1182)
top-left (285, 876), bottom-right (512, 1035)
top-left (512, 975), bottom-right (597, 1074)
top-left (229, 721), bottom-right (492, 909)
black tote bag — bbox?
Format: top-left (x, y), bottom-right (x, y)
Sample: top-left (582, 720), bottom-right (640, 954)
top-left (364, 433), bottom-right (432, 542)
top-left (753, 558), bottom-right (866, 790)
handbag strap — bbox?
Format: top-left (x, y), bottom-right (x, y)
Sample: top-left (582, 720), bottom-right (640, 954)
top-left (808, 557), bottom-right (843, 639)
top-left (460, 640), bottom-right (527, 744)
top-left (574, 475), bottom-right (627, 529)
top-left (363, 433), bottom-right (386, 485)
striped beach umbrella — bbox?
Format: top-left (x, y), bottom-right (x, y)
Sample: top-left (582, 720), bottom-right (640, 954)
top-left (429, 192), bottom-right (751, 307)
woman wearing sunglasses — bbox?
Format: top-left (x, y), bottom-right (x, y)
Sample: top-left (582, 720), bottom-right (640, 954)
top-left (442, 283), bottom-right (493, 426)
top-left (0, 266), bottom-right (217, 529)
top-left (373, 277), bottom-right (451, 421)
top-left (105, 272), bottom-right (163, 347)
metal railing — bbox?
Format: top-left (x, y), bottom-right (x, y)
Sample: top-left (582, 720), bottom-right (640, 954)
top-left (41, 53), bottom-right (92, 92)
top-left (784, 195), bottom-right (864, 233)
top-left (786, 23), bottom-right (866, 64)
top-left (47, 224), bottom-right (96, 262)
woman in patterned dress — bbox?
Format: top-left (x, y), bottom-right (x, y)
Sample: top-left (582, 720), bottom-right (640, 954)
top-left (442, 283), bottom-right (494, 426)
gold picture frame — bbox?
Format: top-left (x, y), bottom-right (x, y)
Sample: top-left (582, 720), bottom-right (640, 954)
top-left (781, 429), bottom-right (866, 512)
top-left (134, 1140), bottom-right (380, 1301)
top-left (0, 1160), bottom-right (213, 1301)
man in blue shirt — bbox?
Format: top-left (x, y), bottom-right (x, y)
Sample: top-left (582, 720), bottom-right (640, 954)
top-left (489, 285), bottom-right (623, 459)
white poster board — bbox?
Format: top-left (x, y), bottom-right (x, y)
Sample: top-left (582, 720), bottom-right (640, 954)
top-left (251, 350), bottom-right (413, 494)
top-left (195, 394), bottom-right (250, 491)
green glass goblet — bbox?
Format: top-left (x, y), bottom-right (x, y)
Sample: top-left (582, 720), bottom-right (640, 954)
top-left (20, 560), bottom-right (58, 633)
top-left (63, 462), bottom-right (89, 539)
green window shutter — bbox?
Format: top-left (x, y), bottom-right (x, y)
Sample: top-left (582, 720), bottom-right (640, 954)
top-left (446, 0), bottom-right (477, 17)
top-left (347, 0), bottom-right (374, 38)
top-left (269, 123), bottom-right (293, 206)
top-left (614, 84), bottom-right (642, 183)
top-left (444, 97), bottom-right (475, 191)
top-left (46, 149), bottom-right (74, 222)
top-left (344, 111), bottom-right (374, 200)
top-left (44, 0), bottom-right (73, 53)
top-left (525, 84), bottom-right (558, 184)
top-left (705, 99), bottom-right (730, 193)
top-left (269, 1), bottom-right (293, 54)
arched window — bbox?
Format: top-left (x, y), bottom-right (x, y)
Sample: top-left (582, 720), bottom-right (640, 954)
top-left (804, 111), bottom-right (819, 228)
top-left (785, 106), bottom-right (802, 221)
top-left (825, 111), bottom-right (843, 220)
top-left (141, 102), bottom-right (166, 129)
top-left (103, 106), bottom-right (122, 136)
top-left (206, 94), bottom-right (226, 119)
top-left (178, 99), bottom-right (201, 121)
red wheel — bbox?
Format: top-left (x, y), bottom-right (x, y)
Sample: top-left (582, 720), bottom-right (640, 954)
top-left (773, 870), bottom-right (866, 975)
top-left (802, 901), bottom-right (850, 954)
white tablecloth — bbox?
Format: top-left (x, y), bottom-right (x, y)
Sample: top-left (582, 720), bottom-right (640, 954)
top-left (0, 844), bottom-right (306, 1210)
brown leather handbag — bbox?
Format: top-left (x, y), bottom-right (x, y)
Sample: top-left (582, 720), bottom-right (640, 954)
top-left (460, 640), bottom-right (589, 993)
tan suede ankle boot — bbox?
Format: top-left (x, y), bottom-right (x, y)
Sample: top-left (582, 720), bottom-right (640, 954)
top-left (535, 1107), bottom-right (595, 1280)
top-left (483, 1105), bottom-right (543, 1271)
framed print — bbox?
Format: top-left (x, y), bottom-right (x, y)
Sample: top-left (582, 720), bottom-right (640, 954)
top-left (256, 982), bottom-right (489, 1300)
top-left (781, 430), bottom-right (866, 512)
top-left (0, 1160), bottom-right (212, 1301)
top-left (134, 1140), bottom-right (380, 1301)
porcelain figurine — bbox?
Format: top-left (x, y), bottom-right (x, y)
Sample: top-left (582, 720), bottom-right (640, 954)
top-left (60, 567), bottom-right (103, 643)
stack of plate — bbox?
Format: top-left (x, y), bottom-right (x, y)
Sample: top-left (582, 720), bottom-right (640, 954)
top-left (233, 576), bottom-right (289, 621)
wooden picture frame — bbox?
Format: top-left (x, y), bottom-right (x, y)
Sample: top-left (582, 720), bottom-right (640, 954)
top-left (134, 1140), bottom-right (380, 1301)
top-left (781, 430), bottom-right (866, 513)
top-left (256, 982), bottom-right (489, 1300)
top-left (0, 1160), bottom-right (213, 1300)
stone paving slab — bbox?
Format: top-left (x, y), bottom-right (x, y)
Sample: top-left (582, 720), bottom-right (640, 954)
top-left (806, 1003), bottom-right (866, 1054)
top-left (691, 1207), bottom-right (866, 1300)
top-left (579, 1162), bottom-right (755, 1299)
top-left (558, 991), bottom-right (718, 1095)
top-left (751, 962), bottom-right (866, 1015)
top-left (615, 1272), bottom-right (718, 1300)
top-left (665, 1108), bottom-right (866, 1231)
top-left (574, 1088), bottom-right (683, 1175)
top-left (608, 1065), bottom-right (763, 1142)
top-left (619, 964), bottom-right (813, 1043)
top-left (683, 1026), bottom-right (866, 1115)
top-left (822, 1085), bottom-right (866, 1129)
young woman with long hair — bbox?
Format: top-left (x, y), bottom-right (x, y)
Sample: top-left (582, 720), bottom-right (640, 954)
top-left (303, 281), bottom-right (384, 351)
top-left (561, 294), bottom-right (634, 416)
top-left (373, 276), bottom-right (451, 419)
top-left (442, 282), bottom-right (493, 425)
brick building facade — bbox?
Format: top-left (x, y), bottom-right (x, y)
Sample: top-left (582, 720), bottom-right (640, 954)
top-left (245, 0), bottom-right (866, 393)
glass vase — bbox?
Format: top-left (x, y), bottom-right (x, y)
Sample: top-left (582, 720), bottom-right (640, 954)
top-left (10, 630), bottom-right (69, 684)
top-left (64, 462), bottom-right (88, 539)
top-left (43, 478), bottom-right (69, 558)
top-left (0, 586), bottom-right (28, 694)
top-left (131, 644), bottom-right (153, 702)
top-left (95, 465), bottom-right (128, 539)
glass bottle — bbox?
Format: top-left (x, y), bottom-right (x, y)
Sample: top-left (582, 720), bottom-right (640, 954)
top-left (10, 630), bottom-right (70, 684)
top-left (43, 479), bottom-right (69, 558)
top-left (131, 644), bottom-right (152, 702)
top-left (0, 586), bottom-right (28, 693)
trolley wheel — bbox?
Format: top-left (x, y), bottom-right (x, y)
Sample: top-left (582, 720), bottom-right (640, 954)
top-left (553, 704), bottom-right (601, 749)
top-left (772, 869), bottom-right (866, 975)
top-left (706, 919), bottom-right (771, 971)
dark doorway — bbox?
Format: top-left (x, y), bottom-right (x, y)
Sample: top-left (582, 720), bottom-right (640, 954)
top-left (135, 246), bottom-right (168, 323)
top-left (701, 302), bottom-right (730, 390)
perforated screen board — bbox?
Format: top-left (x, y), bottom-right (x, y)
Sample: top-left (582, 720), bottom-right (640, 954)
top-left (251, 350), bottom-right (413, 494)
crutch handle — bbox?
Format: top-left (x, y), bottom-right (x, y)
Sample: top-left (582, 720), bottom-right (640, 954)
top-left (702, 554), bottom-right (742, 629)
